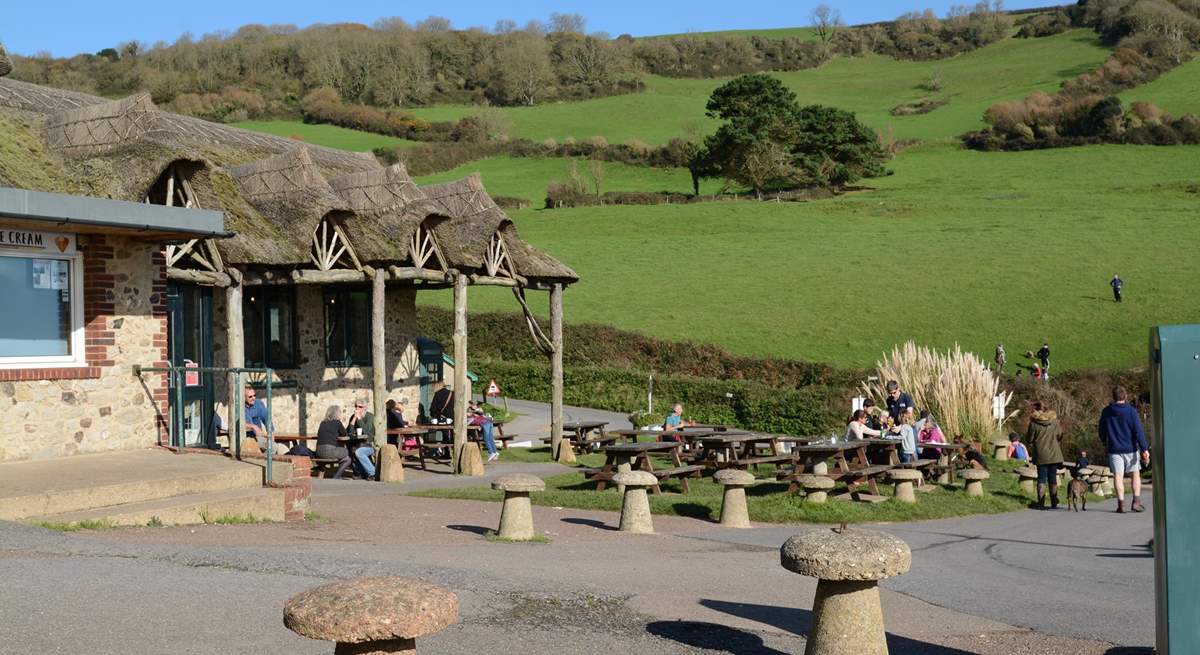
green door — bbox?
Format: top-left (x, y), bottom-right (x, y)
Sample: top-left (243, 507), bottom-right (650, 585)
top-left (167, 283), bottom-right (215, 448)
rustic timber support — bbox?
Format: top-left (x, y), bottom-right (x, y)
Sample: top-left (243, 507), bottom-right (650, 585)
top-left (469, 274), bottom-right (528, 287)
top-left (291, 269), bottom-right (370, 284)
top-left (225, 269), bottom-right (245, 453)
top-left (167, 267), bottom-right (231, 287)
top-left (550, 283), bottom-right (573, 463)
top-left (371, 269), bottom-right (387, 448)
top-left (452, 273), bottom-right (479, 475)
top-left (388, 266), bottom-right (451, 282)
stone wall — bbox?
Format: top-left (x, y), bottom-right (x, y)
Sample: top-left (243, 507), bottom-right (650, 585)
top-left (0, 235), bottom-right (169, 462)
top-left (211, 284), bottom-right (424, 436)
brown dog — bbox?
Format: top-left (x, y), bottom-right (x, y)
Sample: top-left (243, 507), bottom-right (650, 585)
top-left (1068, 477), bottom-right (1088, 511)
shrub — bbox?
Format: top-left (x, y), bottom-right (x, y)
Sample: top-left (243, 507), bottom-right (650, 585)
top-left (1016, 11), bottom-right (1072, 38)
top-left (889, 97), bottom-right (947, 116)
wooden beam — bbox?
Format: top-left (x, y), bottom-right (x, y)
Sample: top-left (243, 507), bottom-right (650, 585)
top-left (371, 271), bottom-right (388, 449)
top-left (469, 274), bottom-right (520, 287)
top-left (167, 267), bottom-right (231, 287)
top-left (291, 269), bottom-right (370, 284)
top-left (452, 274), bottom-right (469, 474)
top-left (388, 266), bottom-right (450, 282)
top-left (550, 283), bottom-right (572, 463)
top-left (226, 276), bottom-right (245, 453)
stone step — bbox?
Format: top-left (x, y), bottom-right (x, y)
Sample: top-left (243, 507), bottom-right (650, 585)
top-left (26, 487), bottom-right (286, 527)
top-left (0, 454), bottom-right (265, 521)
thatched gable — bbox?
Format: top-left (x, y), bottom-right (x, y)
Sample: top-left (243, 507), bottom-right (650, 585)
top-left (327, 164), bottom-right (449, 267)
top-left (327, 163), bottom-right (424, 215)
top-left (45, 93), bottom-right (164, 157)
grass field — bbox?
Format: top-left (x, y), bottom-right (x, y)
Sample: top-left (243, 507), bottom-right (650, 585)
top-left (413, 449), bottom-right (1034, 524)
top-left (422, 142), bottom-right (1200, 370)
top-left (402, 30), bottom-right (1108, 145)
top-left (230, 120), bottom-right (416, 151)
top-left (1119, 57), bottom-right (1200, 117)
top-left (414, 156), bottom-right (725, 204)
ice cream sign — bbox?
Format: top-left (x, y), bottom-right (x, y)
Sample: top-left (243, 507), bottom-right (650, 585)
top-left (0, 230), bottom-right (75, 255)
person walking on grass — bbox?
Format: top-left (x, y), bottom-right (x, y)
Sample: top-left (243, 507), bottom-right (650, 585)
top-left (1036, 343), bottom-right (1051, 378)
top-left (1111, 274), bottom-right (1124, 303)
top-left (1099, 385), bottom-right (1150, 513)
top-left (995, 343), bottom-right (1006, 374)
top-left (1026, 400), bottom-right (1064, 510)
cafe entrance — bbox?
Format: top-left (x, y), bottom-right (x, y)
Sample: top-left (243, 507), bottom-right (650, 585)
top-left (166, 282), bottom-right (215, 448)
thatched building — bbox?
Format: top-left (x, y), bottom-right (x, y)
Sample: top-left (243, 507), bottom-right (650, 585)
top-left (0, 70), bottom-right (576, 472)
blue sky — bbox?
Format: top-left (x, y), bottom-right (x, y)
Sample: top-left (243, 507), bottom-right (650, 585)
top-left (5, 0), bottom-right (1052, 57)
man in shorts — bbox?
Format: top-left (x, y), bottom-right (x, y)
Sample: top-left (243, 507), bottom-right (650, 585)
top-left (1098, 385), bottom-right (1150, 513)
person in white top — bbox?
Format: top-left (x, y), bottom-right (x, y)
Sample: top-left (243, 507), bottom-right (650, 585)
top-left (844, 409), bottom-right (883, 441)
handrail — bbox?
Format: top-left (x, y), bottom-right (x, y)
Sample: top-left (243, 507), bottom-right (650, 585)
top-left (133, 364), bottom-right (276, 487)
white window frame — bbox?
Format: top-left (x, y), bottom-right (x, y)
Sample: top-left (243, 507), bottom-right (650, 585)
top-left (0, 249), bottom-right (87, 369)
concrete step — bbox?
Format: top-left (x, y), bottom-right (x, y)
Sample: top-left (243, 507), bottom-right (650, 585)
top-left (26, 487), bottom-right (286, 527)
top-left (0, 454), bottom-right (265, 521)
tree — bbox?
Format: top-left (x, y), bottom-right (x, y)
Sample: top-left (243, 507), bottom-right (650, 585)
top-left (493, 19), bottom-right (518, 34)
top-left (416, 16), bottom-right (452, 32)
top-left (790, 104), bottom-right (888, 186)
top-left (550, 12), bottom-right (586, 34)
top-left (494, 33), bottom-right (553, 105)
top-left (810, 4), bottom-right (844, 46)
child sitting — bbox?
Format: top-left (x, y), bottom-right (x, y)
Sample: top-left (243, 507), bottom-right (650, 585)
top-left (1073, 450), bottom-right (1090, 478)
top-left (1007, 432), bottom-right (1029, 461)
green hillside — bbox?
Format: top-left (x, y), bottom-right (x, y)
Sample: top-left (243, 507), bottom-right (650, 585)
top-left (230, 120), bottom-right (415, 151)
top-left (423, 143), bottom-right (1200, 370)
top-left (400, 30), bottom-right (1107, 144)
top-left (1119, 57), bottom-right (1200, 117)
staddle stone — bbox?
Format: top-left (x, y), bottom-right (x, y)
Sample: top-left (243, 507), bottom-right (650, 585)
top-left (797, 474), bottom-right (835, 505)
top-left (491, 474), bottom-right (545, 541)
top-left (991, 439), bottom-right (1010, 461)
top-left (960, 468), bottom-right (990, 497)
top-left (612, 470), bottom-right (657, 534)
top-left (888, 469), bottom-right (922, 504)
top-left (714, 469), bottom-right (756, 528)
top-left (1014, 466), bottom-right (1038, 494)
top-left (284, 577), bottom-right (458, 654)
top-left (458, 442), bottom-right (485, 476)
top-left (781, 528), bottom-right (911, 655)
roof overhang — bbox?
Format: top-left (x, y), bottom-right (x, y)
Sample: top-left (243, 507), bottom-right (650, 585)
top-left (0, 186), bottom-right (228, 241)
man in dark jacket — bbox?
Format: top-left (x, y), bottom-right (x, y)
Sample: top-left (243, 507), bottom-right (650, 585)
top-left (884, 380), bottom-right (915, 423)
top-left (1110, 274), bottom-right (1124, 303)
top-left (1098, 385), bottom-right (1150, 513)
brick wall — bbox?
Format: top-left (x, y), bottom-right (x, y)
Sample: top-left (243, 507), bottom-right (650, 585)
top-left (0, 235), bottom-right (169, 461)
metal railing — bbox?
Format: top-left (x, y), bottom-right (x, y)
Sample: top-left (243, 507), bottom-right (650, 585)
top-left (133, 364), bottom-right (276, 486)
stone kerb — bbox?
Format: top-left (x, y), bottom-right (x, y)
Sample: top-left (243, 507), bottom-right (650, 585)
top-left (797, 474), bottom-right (835, 504)
top-left (714, 469), bottom-right (756, 529)
top-left (888, 469), bottom-right (922, 504)
top-left (1014, 466), bottom-right (1038, 494)
top-left (780, 528), bottom-right (911, 655)
top-left (612, 470), bottom-right (658, 534)
top-left (283, 576), bottom-right (458, 653)
top-left (960, 468), bottom-right (990, 497)
top-left (491, 474), bottom-right (546, 541)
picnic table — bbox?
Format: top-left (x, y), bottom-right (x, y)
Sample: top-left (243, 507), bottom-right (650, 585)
top-left (918, 441), bottom-right (969, 483)
top-left (779, 441), bottom-right (893, 502)
top-left (860, 438), bottom-right (903, 466)
top-left (563, 421), bottom-right (608, 439)
top-left (589, 441), bottom-right (703, 494)
top-left (696, 432), bottom-right (793, 469)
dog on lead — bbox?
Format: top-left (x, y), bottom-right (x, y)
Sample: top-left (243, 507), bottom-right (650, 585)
top-left (1068, 477), bottom-right (1088, 511)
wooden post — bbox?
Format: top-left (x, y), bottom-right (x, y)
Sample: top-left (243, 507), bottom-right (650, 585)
top-left (452, 274), bottom-right (470, 473)
top-left (225, 271), bottom-right (244, 452)
top-left (371, 270), bottom-right (387, 448)
top-left (550, 283), bottom-right (573, 463)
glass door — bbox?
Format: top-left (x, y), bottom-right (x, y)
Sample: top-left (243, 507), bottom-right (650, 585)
top-left (167, 283), bottom-right (214, 448)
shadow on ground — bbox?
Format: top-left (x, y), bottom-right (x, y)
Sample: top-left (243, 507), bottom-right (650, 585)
top-left (697, 599), bottom-right (977, 655)
top-left (445, 524), bottom-right (489, 535)
top-left (561, 517), bottom-right (616, 531)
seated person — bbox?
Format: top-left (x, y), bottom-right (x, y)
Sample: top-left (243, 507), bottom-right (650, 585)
top-left (917, 418), bottom-right (946, 457)
top-left (661, 403), bottom-right (687, 442)
top-left (467, 400), bottom-right (500, 462)
top-left (385, 399), bottom-right (413, 449)
top-left (844, 409), bottom-right (883, 441)
top-left (1074, 450), bottom-right (1091, 478)
top-left (862, 398), bottom-right (883, 431)
top-left (345, 398), bottom-right (376, 480)
top-left (243, 387), bottom-right (287, 455)
top-left (315, 405), bottom-right (352, 479)
top-left (1007, 432), bottom-right (1029, 461)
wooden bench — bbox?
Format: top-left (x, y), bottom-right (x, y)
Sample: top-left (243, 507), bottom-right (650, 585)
top-left (827, 465), bottom-right (893, 502)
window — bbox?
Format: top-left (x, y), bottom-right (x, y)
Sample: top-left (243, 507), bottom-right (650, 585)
top-left (243, 285), bottom-right (297, 368)
top-left (323, 287), bottom-right (371, 366)
top-left (0, 250), bottom-right (84, 368)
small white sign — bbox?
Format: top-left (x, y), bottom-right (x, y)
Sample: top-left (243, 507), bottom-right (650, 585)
top-left (0, 229), bottom-right (76, 255)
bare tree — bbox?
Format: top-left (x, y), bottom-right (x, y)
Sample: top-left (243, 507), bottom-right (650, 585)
top-left (810, 4), bottom-right (844, 46)
top-left (550, 12), bottom-right (587, 34)
top-left (372, 17), bottom-right (411, 32)
top-left (493, 19), bottom-right (518, 34)
top-left (588, 159), bottom-right (605, 196)
top-left (494, 34), bottom-right (552, 105)
top-left (416, 16), bottom-right (452, 32)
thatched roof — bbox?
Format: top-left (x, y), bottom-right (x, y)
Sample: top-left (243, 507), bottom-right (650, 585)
top-left (0, 78), bottom-right (577, 282)
top-left (0, 45), bottom-right (12, 78)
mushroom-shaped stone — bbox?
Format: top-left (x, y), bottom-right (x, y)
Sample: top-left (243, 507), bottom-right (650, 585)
top-left (811, 461), bottom-right (829, 476)
top-left (1014, 466), bottom-right (1038, 494)
top-left (284, 577), bottom-right (458, 654)
top-left (960, 468), bottom-right (990, 497)
top-left (612, 470), bottom-right (658, 534)
top-left (490, 474), bottom-right (546, 541)
top-left (796, 474), bottom-right (835, 505)
top-left (888, 468), bottom-right (922, 504)
top-left (991, 439), bottom-right (1010, 461)
top-left (714, 469), bottom-right (757, 529)
top-left (780, 528), bottom-right (911, 655)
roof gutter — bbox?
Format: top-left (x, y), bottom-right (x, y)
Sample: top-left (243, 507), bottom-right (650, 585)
top-left (0, 186), bottom-right (230, 239)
